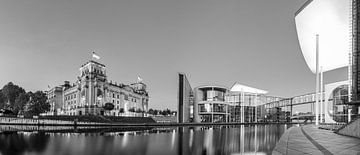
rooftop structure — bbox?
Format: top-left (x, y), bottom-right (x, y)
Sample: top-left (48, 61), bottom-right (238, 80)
top-left (295, 0), bottom-right (350, 73)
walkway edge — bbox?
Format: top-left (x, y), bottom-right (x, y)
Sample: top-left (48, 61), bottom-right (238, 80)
top-left (300, 126), bottom-right (333, 155)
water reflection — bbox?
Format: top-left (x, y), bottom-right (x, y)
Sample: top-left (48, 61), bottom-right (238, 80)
top-left (0, 132), bottom-right (50, 155)
top-left (178, 125), bottom-right (288, 155)
top-left (0, 124), bottom-right (290, 155)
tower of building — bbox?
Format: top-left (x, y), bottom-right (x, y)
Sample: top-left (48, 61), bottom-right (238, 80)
top-left (78, 60), bottom-right (107, 115)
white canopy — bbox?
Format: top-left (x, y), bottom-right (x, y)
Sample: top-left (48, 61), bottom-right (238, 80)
top-left (295, 0), bottom-right (350, 73)
top-left (230, 82), bottom-right (268, 94)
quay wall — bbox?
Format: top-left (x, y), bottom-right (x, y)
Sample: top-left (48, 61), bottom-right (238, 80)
top-left (336, 117), bottom-right (360, 138)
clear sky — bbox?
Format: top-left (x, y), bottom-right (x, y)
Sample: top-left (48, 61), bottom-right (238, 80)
top-left (0, 0), bottom-right (347, 110)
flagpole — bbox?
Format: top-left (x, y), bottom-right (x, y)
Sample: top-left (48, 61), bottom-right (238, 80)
top-left (92, 51), bottom-right (100, 61)
top-left (91, 52), bottom-right (93, 61)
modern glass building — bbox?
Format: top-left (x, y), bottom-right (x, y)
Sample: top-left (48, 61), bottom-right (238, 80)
top-left (177, 74), bottom-right (284, 123)
top-left (193, 85), bottom-right (229, 123)
top-left (227, 83), bottom-right (283, 123)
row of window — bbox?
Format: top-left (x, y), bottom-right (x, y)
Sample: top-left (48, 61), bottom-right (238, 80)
top-left (112, 100), bottom-right (120, 104)
top-left (48, 94), bottom-right (56, 99)
top-left (65, 93), bottom-right (77, 101)
top-left (67, 100), bottom-right (77, 105)
top-left (198, 104), bottom-right (227, 113)
top-left (109, 92), bottom-right (140, 103)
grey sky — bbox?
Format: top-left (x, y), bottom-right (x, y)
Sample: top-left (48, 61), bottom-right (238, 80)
top-left (0, 0), bottom-right (346, 110)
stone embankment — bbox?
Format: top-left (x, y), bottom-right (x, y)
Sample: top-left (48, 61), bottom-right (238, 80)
top-left (336, 117), bottom-right (360, 138)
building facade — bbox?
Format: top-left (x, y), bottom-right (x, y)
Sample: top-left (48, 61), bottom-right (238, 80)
top-left (295, 0), bottom-right (360, 123)
top-left (177, 73), bottom-right (193, 123)
top-left (227, 91), bottom-right (283, 123)
top-left (193, 85), bottom-right (229, 123)
top-left (46, 86), bottom-right (63, 115)
top-left (177, 73), bottom-right (284, 123)
top-left (47, 60), bottom-right (149, 116)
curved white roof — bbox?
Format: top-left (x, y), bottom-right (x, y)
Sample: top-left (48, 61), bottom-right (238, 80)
top-left (295, 0), bottom-right (350, 73)
top-left (230, 82), bottom-right (268, 94)
top-left (196, 85), bottom-right (228, 90)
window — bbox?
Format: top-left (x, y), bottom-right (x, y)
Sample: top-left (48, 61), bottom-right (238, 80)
top-left (117, 95), bottom-right (119, 99)
top-left (117, 101), bottom-right (119, 104)
top-left (113, 100), bottom-right (115, 103)
top-left (113, 93), bottom-right (115, 98)
top-left (125, 95), bottom-right (128, 100)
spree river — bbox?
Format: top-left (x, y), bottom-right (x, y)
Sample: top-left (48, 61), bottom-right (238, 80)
top-left (0, 124), bottom-right (291, 155)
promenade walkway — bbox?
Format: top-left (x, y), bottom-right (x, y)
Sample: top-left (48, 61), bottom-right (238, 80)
top-left (272, 124), bottom-right (360, 155)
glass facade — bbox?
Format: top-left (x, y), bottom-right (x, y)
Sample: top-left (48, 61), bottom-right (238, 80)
top-left (198, 103), bottom-right (226, 113)
top-left (194, 86), bottom-right (229, 123)
top-left (203, 90), bottom-right (225, 101)
top-left (328, 84), bottom-right (350, 122)
top-left (227, 93), bottom-right (282, 123)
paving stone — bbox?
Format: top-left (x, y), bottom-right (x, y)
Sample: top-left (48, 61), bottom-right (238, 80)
top-left (272, 124), bottom-right (360, 155)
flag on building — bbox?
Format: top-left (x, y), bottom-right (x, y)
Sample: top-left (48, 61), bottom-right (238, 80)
top-left (137, 76), bottom-right (143, 82)
top-left (92, 52), bottom-right (100, 60)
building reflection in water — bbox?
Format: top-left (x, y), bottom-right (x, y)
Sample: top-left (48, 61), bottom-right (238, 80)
top-left (177, 125), bottom-right (289, 155)
top-left (0, 124), bottom-right (289, 155)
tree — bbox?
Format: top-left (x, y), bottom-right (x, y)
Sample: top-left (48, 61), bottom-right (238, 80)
top-left (136, 108), bottom-right (142, 113)
top-left (13, 93), bottom-right (30, 114)
top-left (148, 108), bottom-right (154, 115)
top-left (160, 110), bottom-right (169, 116)
top-left (164, 108), bottom-right (171, 116)
top-left (129, 107), bottom-right (135, 112)
top-left (153, 109), bottom-right (159, 115)
top-left (1, 82), bottom-right (25, 106)
top-left (103, 103), bottom-right (115, 115)
top-left (24, 91), bottom-right (50, 116)
top-left (119, 108), bottom-right (124, 113)
top-left (0, 90), bottom-right (5, 108)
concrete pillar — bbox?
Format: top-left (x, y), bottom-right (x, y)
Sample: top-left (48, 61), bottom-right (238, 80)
top-left (320, 67), bottom-right (323, 123)
top-left (315, 34), bottom-right (320, 126)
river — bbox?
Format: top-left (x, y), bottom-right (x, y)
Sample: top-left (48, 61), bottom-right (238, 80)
top-left (0, 124), bottom-right (291, 155)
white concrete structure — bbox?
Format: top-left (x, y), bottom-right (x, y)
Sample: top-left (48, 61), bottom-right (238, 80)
top-left (295, 0), bottom-right (350, 73)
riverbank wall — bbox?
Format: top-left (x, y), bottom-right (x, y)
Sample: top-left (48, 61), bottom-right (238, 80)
top-left (0, 116), bottom-right (304, 127)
